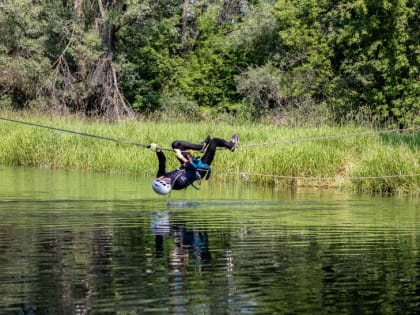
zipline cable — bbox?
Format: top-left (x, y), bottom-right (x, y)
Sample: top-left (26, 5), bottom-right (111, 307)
top-left (1, 117), bottom-right (418, 182)
top-left (0, 117), bottom-right (173, 151)
top-left (225, 171), bottom-right (420, 181)
top-left (241, 127), bottom-right (420, 148)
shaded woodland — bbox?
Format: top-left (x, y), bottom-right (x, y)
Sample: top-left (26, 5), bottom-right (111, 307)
top-left (0, 0), bottom-right (418, 126)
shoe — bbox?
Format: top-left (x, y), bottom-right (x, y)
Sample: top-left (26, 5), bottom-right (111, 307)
top-left (230, 134), bottom-right (239, 152)
top-left (200, 135), bottom-right (211, 152)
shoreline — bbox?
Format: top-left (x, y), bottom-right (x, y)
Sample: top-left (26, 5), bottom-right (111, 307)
top-left (0, 112), bottom-right (418, 196)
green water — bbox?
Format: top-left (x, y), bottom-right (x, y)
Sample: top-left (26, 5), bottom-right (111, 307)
top-left (0, 166), bottom-right (419, 314)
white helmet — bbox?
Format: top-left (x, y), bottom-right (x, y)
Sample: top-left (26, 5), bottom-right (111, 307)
top-left (152, 178), bottom-right (172, 195)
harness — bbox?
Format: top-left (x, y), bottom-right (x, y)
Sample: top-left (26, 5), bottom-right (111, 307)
top-left (175, 157), bottom-right (211, 190)
top-left (189, 157), bottom-right (211, 180)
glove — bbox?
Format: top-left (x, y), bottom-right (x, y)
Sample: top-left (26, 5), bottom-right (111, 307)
top-left (149, 143), bottom-right (158, 152)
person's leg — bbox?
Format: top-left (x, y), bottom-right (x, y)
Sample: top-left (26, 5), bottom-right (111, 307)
top-left (172, 135), bottom-right (211, 151)
top-left (172, 140), bottom-right (200, 163)
top-left (172, 136), bottom-right (211, 163)
top-left (156, 150), bottom-right (167, 177)
top-left (200, 135), bottom-right (238, 165)
top-left (172, 140), bottom-right (202, 151)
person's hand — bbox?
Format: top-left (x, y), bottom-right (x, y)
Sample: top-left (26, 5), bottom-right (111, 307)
top-left (149, 143), bottom-right (158, 152)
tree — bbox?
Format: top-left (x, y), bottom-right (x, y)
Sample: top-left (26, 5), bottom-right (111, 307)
top-left (0, 0), bottom-right (50, 108)
top-left (115, 0), bottom-right (184, 112)
top-left (273, 0), bottom-right (419, 127)
top-left (93, 0), bottom-right (133, 119)
top-left (274, 0), bottom-right (334, 103)
top-left (1, 0), bottom-right (417, 125)
top-left (328, 0), bottom-right (419, 126)
top-left (39, 0), bottom-right (133, 119)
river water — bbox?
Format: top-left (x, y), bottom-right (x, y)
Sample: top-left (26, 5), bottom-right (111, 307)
top-left (0, 166), bottom-right (419, 314)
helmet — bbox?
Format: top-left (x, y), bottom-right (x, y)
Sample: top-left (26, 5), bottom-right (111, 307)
top-left (152, 178), bottom-right (172, 195)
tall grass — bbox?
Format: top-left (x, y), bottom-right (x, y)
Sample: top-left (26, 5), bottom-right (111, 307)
top-left (0, 111), bottom-right (418, 195)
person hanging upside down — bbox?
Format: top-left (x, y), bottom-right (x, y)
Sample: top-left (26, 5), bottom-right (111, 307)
top-left (149, 134), bottom-right (239, 195)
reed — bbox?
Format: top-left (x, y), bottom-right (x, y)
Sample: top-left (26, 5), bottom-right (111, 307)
top-left (0, 111), bottom-right (418, 195)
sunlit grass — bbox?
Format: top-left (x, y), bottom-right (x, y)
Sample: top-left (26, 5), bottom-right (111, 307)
top-left (0, 111), bottom-right (418, 195)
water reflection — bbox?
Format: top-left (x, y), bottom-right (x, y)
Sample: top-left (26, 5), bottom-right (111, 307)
top-left (1, 167), bottom-right (420, 314)
top-left (152, 211), bottom-right (211, 267)
top-left (150, 209), bottom-right (261, 314)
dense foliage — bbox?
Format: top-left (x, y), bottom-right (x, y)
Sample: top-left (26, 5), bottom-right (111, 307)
top-left (0, 0), bottom-right (418, 126)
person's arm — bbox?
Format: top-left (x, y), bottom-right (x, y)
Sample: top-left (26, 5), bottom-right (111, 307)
top-left (150, 143), bottom-right (167, 177)
top-left (173, 149), bottom-right (191, 164)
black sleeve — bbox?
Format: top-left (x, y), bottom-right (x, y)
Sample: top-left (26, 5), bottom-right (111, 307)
top-left (156, 150), bottom-right (166, 177)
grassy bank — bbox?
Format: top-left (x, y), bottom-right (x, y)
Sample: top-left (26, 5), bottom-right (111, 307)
top-left (0, 111), bottom-right (418, 195)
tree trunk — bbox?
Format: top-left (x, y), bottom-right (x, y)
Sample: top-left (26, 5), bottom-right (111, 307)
top-left (181, 0), bottom-right (190, 51)
top-left (39, 0), bottom-right (133, 120)
top-left (94, 0), bottom-right (133, 120)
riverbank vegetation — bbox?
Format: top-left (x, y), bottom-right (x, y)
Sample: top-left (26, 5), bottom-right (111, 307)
top-left (0, 111), bottom-right (418, 195)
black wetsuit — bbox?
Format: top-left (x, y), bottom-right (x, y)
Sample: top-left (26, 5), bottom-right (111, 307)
top-left (155, 138), bottom-right (233, 190)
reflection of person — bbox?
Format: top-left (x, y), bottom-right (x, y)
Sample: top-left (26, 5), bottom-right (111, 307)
top-left (151, 212), bottom-right (211, 265)
top-left (172, 228), bottom-right (211, 266)
top-left (150, 134), bottom-right (239, 195)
